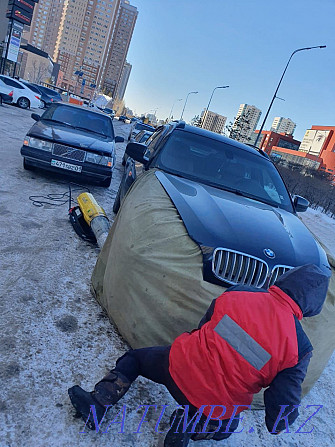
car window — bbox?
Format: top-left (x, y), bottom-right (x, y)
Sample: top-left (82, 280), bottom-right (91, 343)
top-left (0, 77), bottom-right (24, 89)
top-left (39, 86), bottom-right (60, 98)
top-left (144, 128), bottom-right (165, 157)
top-left (154, 129), bottom-right (293, 212)
top-left (42, 106), bottom-right (114, 138)
top-left (22, 83), bottom-right (41, 94)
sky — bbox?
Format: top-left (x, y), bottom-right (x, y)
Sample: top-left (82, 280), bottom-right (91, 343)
top-left (124, 0), bottom-right (335, 141)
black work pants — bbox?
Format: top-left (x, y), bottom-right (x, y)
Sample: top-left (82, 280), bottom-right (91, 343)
top-left (113, 346), bottom-right (238, 441)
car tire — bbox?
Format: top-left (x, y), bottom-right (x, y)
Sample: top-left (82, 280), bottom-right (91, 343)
top-left (41, 100), bottom-right (46, 108)
top-left (17, 97), bottom-right (30, 109)
top-left (101, 177), bottom-right (111, 187)
top-left (23, 158), bottom-right (32, 170)
top-left (113, 183), bottom-right (122, 213)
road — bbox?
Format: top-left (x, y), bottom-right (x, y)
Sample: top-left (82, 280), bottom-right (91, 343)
top-left (0, 103), bottom-right (334, 447)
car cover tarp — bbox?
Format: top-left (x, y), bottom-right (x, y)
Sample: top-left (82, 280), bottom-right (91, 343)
top-left (91, 169), bottom-right (335, 404)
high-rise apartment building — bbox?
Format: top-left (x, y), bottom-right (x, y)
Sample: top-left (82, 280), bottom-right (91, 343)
top-left (54, 0), bottom-right (121, 94)
top-left (23, 0), bottom-right (137, 98)
top-left (103, 0), bottom-right (138, 97)
top-left (23, 0), bottom-right (66, 57)
top-left (115, 60), bottom-right (132, 100)
top-left (201, 109), bottom-right (227, 134)
top-left (230, 104), bottom-right (262, 143)
top-left (271, 117), bottom-right (296, 136)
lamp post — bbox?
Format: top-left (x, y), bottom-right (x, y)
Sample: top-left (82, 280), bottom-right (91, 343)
top-left (201, 85), bottom-right (229, 128)
top-left (254, 45), bottom-right (326, 148)
top-left (180, 91), bottom-right (198, 120)
top-left (168, 98), bottom-right (183, 121)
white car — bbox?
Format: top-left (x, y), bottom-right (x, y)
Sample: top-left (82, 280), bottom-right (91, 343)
top-left (0, 79), bottom-right (13, 104)
top-left (0, 75), bottom-right (42, 109)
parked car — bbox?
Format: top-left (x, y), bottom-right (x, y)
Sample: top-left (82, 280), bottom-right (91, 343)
top-left (0, 75), bottom-right (42, 109)
top-left (0, 79), bottom-right (13, 105)
top-left (118, 115), bottom-right (129, 123)
top-left (113, 120), bottom-right (331, 287)
top-left (99, 107), bottom-right (115, 119)
top-left (34, 84), bottom-right (63, 103)
top-left (20, 81), bottom-right (57, 108)
top-left (122, 129), bottom-right (154, 165)
top-left (20, 103), bottom-right (124, 187)
top-left (129, 121), bottom-right (156, 140)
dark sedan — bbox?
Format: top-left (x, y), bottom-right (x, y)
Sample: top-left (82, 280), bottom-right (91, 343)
top-left (21, 103), bottom-right (124, 187)
top-left (21, 81), bottom-right (58, 108)
top-left (113, 121), bottom-right (331, 287)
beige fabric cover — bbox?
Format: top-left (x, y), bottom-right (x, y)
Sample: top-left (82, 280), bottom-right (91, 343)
top-left (91, 168), bottom-right (335, 404)
top-left (92, 169), bottom-right (225, 348)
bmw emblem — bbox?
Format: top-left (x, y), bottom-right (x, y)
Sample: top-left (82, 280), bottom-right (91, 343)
top-left (264, 248), bottom-right (275, 259)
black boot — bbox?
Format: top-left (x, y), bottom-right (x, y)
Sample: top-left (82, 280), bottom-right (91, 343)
top-left (93, 370), bottom-right (131, 406)
top-left (164, 409), bottom-right (192, 447)
top-left (68, 370), bottom-right (131, 431)
top-left (68, 385), bottom-right (107, 431)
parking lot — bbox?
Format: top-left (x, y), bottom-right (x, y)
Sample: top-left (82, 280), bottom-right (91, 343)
top-left (0, 103), bottom-right (335, 447)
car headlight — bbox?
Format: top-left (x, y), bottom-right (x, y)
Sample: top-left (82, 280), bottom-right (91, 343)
top-left (24, 137), bottom-right (53, 152)
top-left (86, 152), bottom-right (113, 167)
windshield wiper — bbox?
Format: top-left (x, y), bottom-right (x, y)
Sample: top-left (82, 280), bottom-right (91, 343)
top-left (232, 190), bottom-right (279, 207)
top-left (72, 126), bottom-right (107, 137)
top-left (41, 118), bottom-right (74, 127)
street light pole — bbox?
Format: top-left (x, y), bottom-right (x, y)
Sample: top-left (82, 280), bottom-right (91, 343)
top-left (168, 98), bottom-right (183, 121)
top-left (254, 45), bottom-right (326, 148)
top-left (180, 91), bottom-right (198, 120)
top-left (201, 85), bottom-right (229, 128)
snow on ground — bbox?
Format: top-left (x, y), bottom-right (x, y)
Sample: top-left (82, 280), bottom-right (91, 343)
top-left (0, 104), bottom-right (334, 447)
top-left (300, 208), bottom-right (335, 258)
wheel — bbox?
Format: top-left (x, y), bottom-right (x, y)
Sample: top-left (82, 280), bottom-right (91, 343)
top-left (113, 183), bottom-right (122, 213)
top-left (23, 158), bottom-right (32, 170)
top-left (101, 177), bottom-right (111, 187)
top-left (41, 100), bottom-right (46, 108)
top-left (17, 97), bottom-right (30, 109)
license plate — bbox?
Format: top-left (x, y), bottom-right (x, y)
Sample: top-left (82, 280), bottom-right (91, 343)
top-left (51, 159), bottom-right (82, 173)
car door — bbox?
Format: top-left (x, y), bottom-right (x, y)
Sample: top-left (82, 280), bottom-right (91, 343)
top-left (0, 76), bottom-right (24, 102)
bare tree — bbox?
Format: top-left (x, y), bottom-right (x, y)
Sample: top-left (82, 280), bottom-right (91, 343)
top-left (28, 60), bottom-right (50, 84)
top-left (273, 158), bottom-right (335, 217)
top-left (113, 97), bottom-right (125, 115)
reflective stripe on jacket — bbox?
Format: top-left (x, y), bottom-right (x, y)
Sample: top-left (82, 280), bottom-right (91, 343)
top-left (169, 286), bottom-right (302, 419)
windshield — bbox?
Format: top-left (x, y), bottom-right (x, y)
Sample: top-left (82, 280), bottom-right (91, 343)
top-left (154, 129), bottom-right (293, 212)
top-left (41, 105), bottom-right (114, 138)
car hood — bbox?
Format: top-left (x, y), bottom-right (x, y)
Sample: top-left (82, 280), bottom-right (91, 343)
top-left (155, 171), bottom-right (330, 273)
top-left (28, 121), bottom-right (114, 154)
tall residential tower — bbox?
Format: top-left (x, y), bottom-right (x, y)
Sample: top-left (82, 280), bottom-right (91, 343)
top-left (271, 117), bottom-right (296, 136)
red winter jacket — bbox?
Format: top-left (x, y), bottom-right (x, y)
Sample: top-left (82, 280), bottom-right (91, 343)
top-left (169, 286), bottom-right (302, 419)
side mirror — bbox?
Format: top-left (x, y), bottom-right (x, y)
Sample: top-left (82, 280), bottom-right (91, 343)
top-left (293, 195), bottom-right (309, 212)
top-left (115, 136), bottom-right (124, 143)
top-left (125, 142), bottom-right (148, 164)
top-left (31, 113), bottom-right (40, 121)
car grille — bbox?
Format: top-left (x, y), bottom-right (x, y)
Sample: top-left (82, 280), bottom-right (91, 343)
top-left (268, 265), bottom-right (293, 286)
top-left (212, 248), bottom-right (293, 288)
top-left (53, 144), bottom-right (86, 162)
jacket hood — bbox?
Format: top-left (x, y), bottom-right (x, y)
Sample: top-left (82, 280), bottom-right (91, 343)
top-left (274, 264), bottom-right (329, 317)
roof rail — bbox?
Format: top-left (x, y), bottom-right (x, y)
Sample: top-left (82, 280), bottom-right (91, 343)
top-left (174, 120), bottom-right (186, 129)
